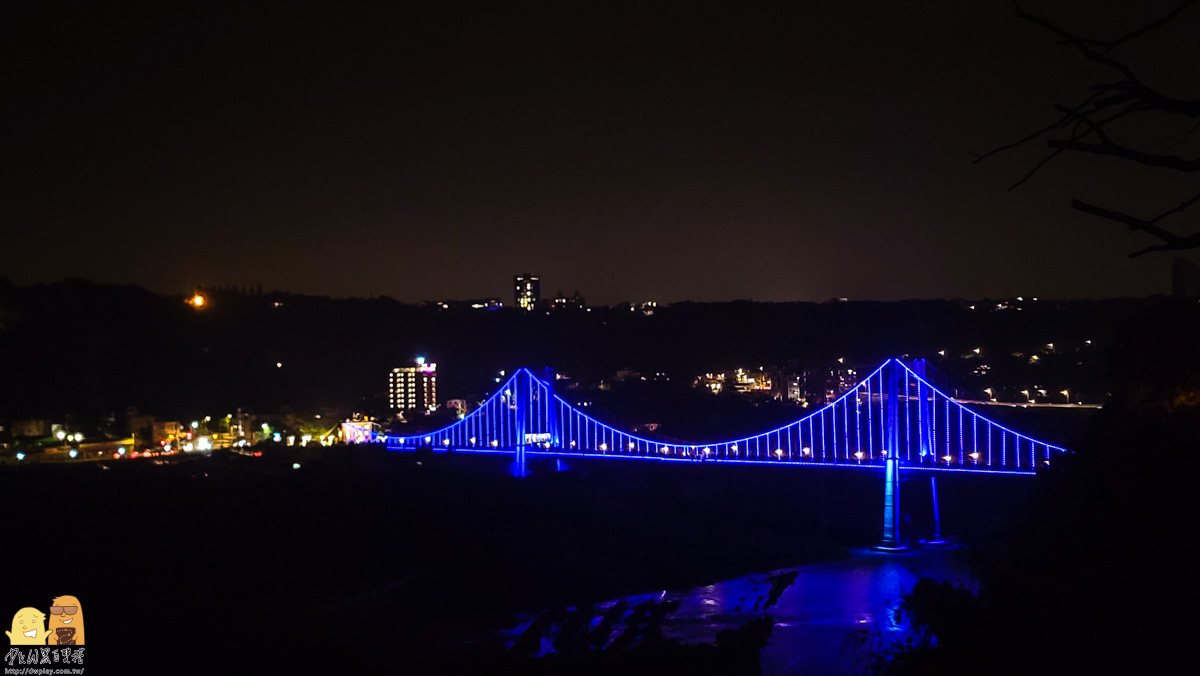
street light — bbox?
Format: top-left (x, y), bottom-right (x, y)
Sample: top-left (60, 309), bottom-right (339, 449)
top-left (1061, 389), bottom-right (1070, 402)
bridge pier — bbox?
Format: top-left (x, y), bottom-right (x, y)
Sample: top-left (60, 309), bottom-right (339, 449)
top-left (873, 359), bottom-right (909, 552)
top-left (513, 444), bottom-right (528, 478)
top-left (873, 455), bottom-right (909, 552)
top-left (920, 475), bottom-right (951, 546)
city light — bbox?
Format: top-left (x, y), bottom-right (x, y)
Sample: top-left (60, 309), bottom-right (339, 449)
top-left (854, 451), bottom-right (863, 460)
top-left (190, 293), bottom-right (206, 308)
top-left (118, 447), bottom-right (126, 455)
top-left (68, 449), bottom-right (78, 458)
top-left (56, 430), bottom-right (66, 441)
top-left (15, 453), bottom-right (24, 461)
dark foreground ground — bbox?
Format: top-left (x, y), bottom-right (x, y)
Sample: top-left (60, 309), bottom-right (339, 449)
top-left (0, 447), bottom-right (1032, 674)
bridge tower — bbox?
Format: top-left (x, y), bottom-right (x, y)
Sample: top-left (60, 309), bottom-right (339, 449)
top-left (874, 359), bottom-right (909, 552)
top-left (513, 370), bottom-right (528, 478)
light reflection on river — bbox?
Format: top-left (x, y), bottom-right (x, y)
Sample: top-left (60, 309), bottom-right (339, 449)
top-left (502, 546), bottom-right (975, 675)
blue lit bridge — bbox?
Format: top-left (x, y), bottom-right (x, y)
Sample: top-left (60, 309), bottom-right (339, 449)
top-left (367, 358), bottom-right (1068, 550)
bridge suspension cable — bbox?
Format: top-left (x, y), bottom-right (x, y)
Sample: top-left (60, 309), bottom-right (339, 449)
top-left (378, 358), bottom-right (1068, 475)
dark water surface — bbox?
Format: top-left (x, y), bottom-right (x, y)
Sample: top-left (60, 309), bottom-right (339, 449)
top-left (495, 546), bottom-right (975, 675)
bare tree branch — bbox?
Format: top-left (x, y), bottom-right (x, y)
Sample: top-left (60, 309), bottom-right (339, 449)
top-left (1072, 192), bottom-right (1200, 257)
top-left (1045, 139), bottom-right (1200, 171)
top-left (1151, 190), bottom-right (1200, 222)
top-left (1012, 1), bottom-right (1145, 85)
top-left (1007, 148), bottom-right (1066, 190)
top-left (968, 89), bottom-right (1108, 162)
top-left (1127, 239), bottom-right (1200, 258)
top-left (1075, 0), bottom-right (1196, 54)
top-left (980, 4), bottom-right (1200, 256)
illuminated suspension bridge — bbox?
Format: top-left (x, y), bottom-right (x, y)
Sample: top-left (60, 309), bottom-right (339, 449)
top-left (367, 358), bottom-right (1068, 550)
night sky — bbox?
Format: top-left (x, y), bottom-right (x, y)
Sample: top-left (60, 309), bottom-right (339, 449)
top-left (6, 2), bottom-right (1197, 304)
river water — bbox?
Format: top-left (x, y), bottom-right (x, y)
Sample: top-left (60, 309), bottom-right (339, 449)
top-left (498, 546), bottom-right (976, 674)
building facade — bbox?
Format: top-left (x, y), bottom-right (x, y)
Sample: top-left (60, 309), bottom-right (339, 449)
top-left (514, 273), bottom-right (540, 311)
top-left (389, 358), bottom-right (438, 413)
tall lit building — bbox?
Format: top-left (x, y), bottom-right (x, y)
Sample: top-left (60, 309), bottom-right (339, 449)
top-left (389, 357), bottom-right (438, 413)
top-left (514, 273), bottom-right (540, 311)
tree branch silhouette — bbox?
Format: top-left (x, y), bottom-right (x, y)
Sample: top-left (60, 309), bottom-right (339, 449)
top-left (972, 1), bottom-right (1200, 257)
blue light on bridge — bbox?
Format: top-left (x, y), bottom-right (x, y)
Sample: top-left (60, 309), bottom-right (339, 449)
top-left (374, 359), bottom-right (1066, 476)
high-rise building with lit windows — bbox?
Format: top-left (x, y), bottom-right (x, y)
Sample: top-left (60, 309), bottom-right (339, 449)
top-left (514, 273), bottom-right (540, 311)
top-left (389, 357), bottom-right (438, 413)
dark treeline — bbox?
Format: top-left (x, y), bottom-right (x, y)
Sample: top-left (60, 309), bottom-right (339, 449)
top-left (0, 277), bottom-right (1173, 425)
